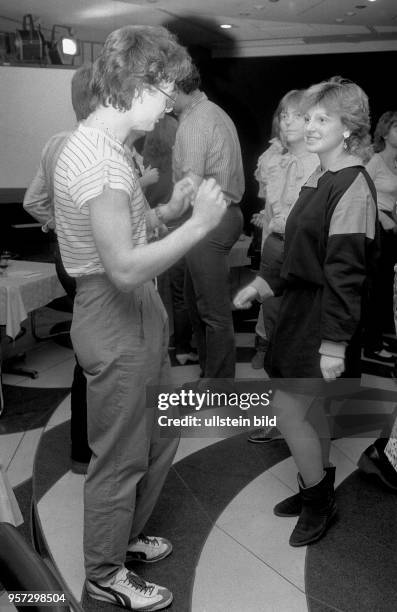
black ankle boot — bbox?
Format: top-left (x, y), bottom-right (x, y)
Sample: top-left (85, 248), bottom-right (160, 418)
top-left (273, 466), bottom-right (335, 517)
top-left (289, 469), bottom-right (337, 547)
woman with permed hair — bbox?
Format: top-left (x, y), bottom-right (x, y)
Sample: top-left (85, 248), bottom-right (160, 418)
top-left (363, 111), bottom-right (397, 363)
top-left (234, 77), bottom-right (379, 546)
top-left (248, 90), bottom-right (318, 445)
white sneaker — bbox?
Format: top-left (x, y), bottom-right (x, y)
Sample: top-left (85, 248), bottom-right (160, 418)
top-left (86, 566), bottom-right (172, 610)
top-left (126, 534), bottom-right (172, 563)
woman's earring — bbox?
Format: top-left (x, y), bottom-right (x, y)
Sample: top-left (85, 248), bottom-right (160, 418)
top-left (343, 132), bottom-right (350, 150)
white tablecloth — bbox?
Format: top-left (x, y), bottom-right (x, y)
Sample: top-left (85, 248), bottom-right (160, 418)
top-left (0, 260), bottom-right (66, 339)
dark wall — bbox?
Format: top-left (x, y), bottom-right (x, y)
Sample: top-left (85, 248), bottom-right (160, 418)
top-left (194, 50), bottom-right (397, 229)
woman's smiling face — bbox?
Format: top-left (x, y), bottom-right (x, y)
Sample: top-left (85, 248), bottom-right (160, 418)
top-left (304, 104), bottom-right (346, 156)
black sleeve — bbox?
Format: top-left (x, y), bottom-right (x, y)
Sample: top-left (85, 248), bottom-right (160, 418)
top-left (321, 175), bottom-right (377, 343)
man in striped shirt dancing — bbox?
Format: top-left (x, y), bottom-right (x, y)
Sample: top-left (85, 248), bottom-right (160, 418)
top-left (173, 66), bottom-right (245, 387)
top-left (53, 26), bottom-right (227, 611)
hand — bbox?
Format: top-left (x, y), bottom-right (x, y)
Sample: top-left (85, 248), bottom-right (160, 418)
top-left (251, 213), bottom-right (264, 228)
top-left (233, 285), bottom-right (259, 310)
top-left (165, 177), bottom-right (196, 220)
top-left (140, 166), bottom-right (159, 188)
top-left (320, 355), bottom-right (345, 381)
top-left (191, 178), bottom-right (227, 233)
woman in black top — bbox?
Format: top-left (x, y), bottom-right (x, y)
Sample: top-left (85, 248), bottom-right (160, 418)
top-left (234, 77), bottom-right (378, 547)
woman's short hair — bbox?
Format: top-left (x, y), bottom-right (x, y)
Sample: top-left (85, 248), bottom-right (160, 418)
top-left (91, 25), bottom-right (192, 112)
top-left (301, 76), bottom-right (371, 160)
top-left (278, 89), bottom-right (305, 117)
top-left (373, 111), bottom-right (397, 152)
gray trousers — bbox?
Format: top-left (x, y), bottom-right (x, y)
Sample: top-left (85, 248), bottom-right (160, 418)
top-left (71, 275), bottom-right (178, 582)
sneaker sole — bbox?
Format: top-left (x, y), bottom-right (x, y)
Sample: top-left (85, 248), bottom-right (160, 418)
top-left (126, 543), bottom-right (173, 564)
top-left (86, 582), bottom-right (173, 611)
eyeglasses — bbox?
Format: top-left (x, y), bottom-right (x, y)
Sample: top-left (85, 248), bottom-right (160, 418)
top-left (152, 84), bottom-right (177, 112)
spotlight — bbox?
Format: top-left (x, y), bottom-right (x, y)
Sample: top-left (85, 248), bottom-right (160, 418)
top-left (15, 14), bottom-right (46, 62)
top-left (49, 25), bottom-right (79, 65)
top-left (61, 37), bottom-right (78, 56)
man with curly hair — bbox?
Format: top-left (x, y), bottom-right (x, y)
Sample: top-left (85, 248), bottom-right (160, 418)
top-left (53, 26), bottom-right (227, 610)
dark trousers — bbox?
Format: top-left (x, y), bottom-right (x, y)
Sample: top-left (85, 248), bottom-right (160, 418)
top-left (169, 257), bottom-right (192, 354)
top-left (54, 241), bottom-right (90, 463)
top-left (156, 257), bottom-right (192, 354)
top-left (185, 206), bottom-right (243, 380)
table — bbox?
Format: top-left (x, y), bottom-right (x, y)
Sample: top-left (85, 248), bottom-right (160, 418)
top-left (0, 260), bottom-right (65, 340)
top-left (0, 260), bottom-right (66, 415)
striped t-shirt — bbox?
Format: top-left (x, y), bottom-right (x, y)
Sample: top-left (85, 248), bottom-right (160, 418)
top-left (54, 125), bottom-right (147, 276)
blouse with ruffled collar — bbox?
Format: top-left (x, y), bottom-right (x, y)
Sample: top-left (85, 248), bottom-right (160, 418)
top-left (255, 138), bottom-right (318, 237)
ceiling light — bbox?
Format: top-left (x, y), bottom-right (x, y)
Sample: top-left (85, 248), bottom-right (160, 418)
top-left (335, 18), bottom-right (345, 22)
top-left (345, 11), bottom-right (356, 16)
top-left (220, 24), bottom-right (233, 29)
